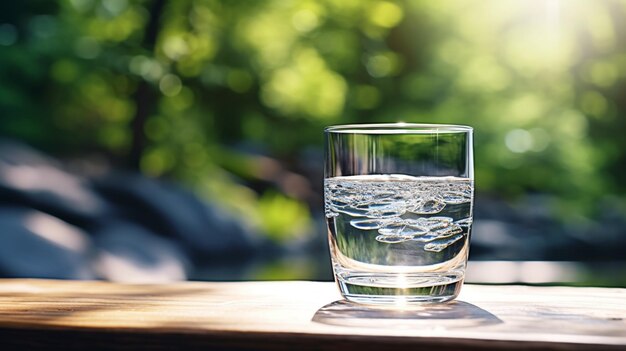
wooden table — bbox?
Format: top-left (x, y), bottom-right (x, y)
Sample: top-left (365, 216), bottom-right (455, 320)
top-left (0, 279), bottom-right (624, 350)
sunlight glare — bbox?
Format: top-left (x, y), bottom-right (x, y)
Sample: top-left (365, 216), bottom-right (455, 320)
top-left (24, 212), bottom-right (89, 252)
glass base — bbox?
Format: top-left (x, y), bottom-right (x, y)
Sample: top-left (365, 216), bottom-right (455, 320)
top-left (336, 273), bottom-right (464, 305)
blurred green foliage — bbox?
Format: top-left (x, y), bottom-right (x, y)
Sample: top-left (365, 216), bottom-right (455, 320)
top-left (1, 0), bottom-right (626, 239)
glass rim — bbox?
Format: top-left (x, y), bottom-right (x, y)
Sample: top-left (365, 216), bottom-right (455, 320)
top-left (324, 123), bottom-right (473, 134)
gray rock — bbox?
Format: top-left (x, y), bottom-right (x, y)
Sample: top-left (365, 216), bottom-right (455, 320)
top-left (0, 140), bottom-right (111, 222)
top-left (92, 221), bottom-right (189, 283)
top-left (93, 173), bottom-right (262, 257)
top-left (0, 207), bottom-right (95, 279)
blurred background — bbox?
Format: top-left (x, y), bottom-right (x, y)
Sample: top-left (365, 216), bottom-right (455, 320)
top-left (0, 0), bottom-right (625, 286)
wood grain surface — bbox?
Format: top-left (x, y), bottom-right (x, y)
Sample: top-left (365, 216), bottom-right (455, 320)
top-left (0, 279), bottom-right (624, 350)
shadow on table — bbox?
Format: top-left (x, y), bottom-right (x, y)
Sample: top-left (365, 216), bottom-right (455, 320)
top-left (312, 300), bottom-right (502, 330)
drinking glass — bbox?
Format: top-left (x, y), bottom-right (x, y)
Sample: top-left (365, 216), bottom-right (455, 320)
top-left (324, 123), bottom-right (474, 305)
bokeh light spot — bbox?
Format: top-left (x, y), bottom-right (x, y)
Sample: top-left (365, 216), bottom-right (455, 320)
top-left (129, 56), bottom-right (164, 82)
top-left (141, 147), bottom-right (175, 176)
top-left (366, 52), bottom-right (400, 78)
top-left (529, 128), bottom-right (551, 152)
top-left (581, 91), bottom-right (608, 118)
top-left (559, 110), bottom-right (588, 139)
top-left (159, 74), bottom-right (183, 97)
top-left (28, 15), bottom-right (57, 39)
top-left (162, 36), bottom-right (189, 61)
top-left (368, 1), bottom-right (404, 28)
top-left (70, 0), bottom-right (93, 12)
top-left (98, 126), bottom-right (129, 150)
top-left (102, 0), bottom-right (128, 16)
top-left (74, 37), bottom-right (101, 59)
top-left (227, 70), bottom-right (253, 93)
top-left (0, 24), bottom-right (18, 46)
top-left (292, 9), bottom-right (319, 33)
top-left (505, 129), bottom-right (533, 153)
top-left (51, 60), bottom-right (79, 82)
top-left (588, 61), bottom-right (618, 88)
top-left (261, 48), bottom-right (347, 118)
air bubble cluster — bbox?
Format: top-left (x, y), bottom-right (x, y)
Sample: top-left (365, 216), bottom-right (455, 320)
top-left (325, 175), bottom-right (473, 252)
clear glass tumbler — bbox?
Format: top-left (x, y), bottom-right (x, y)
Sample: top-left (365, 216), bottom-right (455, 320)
top-left (324, 123), bottom-right (474, 305)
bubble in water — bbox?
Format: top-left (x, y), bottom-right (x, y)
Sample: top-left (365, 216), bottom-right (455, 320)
top-left (402, 225), bottom-right (429, 236)
top-left (375, 235), bottom-right (409, 244)
top-left (409, 224), bottom-right (462, 242)
top-left (368, 194), bottom-right (396, 205)
top-left (455, 218), bottom-right (473, 227)
top-left (429, 216), bottom-right (454, 223)
top-left (368, 202), bottom-right (404, 212)
top-left (424, 234), bottom-right (464, 252)
top-left (350, 218), bottom-right (383, 230)
top-left (433, 223), bottom-right (463, 236)
top-left (409, 217), bottom-right (452, 230)
top-left (442, 191), bottom-right (471, 204)
top-left (325, 175), bottom-right (473, 251)
top-left (411, 232), bottom-right (442, 242)
top-left (410, 196), bottom-right (446, 214)
top-left (366, 209), bottom-right (405, 219)
top-left (377, 223), bottom-right (406, 236)
top-left (336, 206), bottom-right (370, 217)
